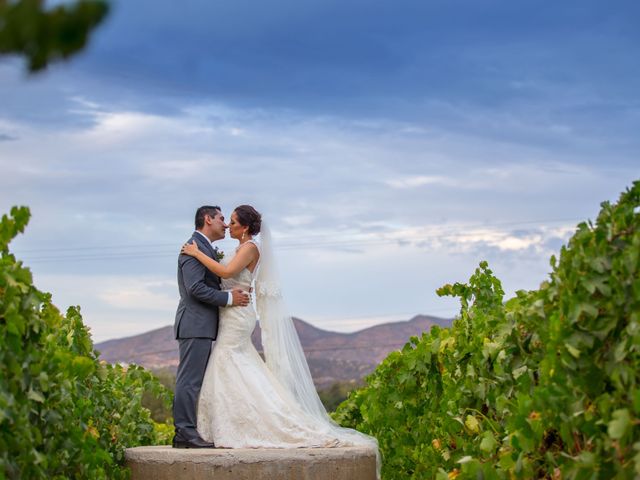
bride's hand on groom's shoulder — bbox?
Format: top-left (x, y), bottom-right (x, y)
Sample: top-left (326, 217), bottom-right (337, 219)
top-left (230, 288), bottom-right (251, 307)
top-left (181, 241), bottom-right (200, 257)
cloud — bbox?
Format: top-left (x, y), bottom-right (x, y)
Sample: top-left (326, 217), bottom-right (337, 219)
top-left (450, 225), bottom-right (575, 255)
top-left (19, 0), bottom-right (629, 127)
top-left (29, 272), bottom-right (177, 341)
top-left (2, 0), bottom-right (638, 341)
top-left (99, 279), bottom-right (176, 311)
top-left (319, 222), bottom-right (577, 258)
top-left (2, 91), bottom-right (631, 265)
top-left (282, 215), bottom-right (316, 227)
top-left (386, 175), bottom-right (453, 189)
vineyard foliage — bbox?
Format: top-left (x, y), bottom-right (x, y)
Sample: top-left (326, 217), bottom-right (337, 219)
top-left (0, 207), bottom-right (171, 480)
top-left (335, 181), bottom-right (640, 479)
top-left (0, 0), bottom-right (109, 72)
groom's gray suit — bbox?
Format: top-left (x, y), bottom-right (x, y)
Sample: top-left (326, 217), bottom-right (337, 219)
top-left (173, 231), bottom-right (229, 442)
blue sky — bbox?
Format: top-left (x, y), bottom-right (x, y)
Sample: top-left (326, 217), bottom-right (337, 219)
top-left (1, 0), bottom-right (638, 341)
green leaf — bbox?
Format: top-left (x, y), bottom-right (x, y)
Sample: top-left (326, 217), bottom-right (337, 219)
top-left (565, 342), bottom-right (581, 358)
top-left (577, 451), bottom-right (595, 468)
top-left (27, 388), bottom-right (45, 403)
top-left (613, 340), bottom-right (628, 363)
top-left (71, 356), bottom-right (95, 377)
top-left (435, 471), bottom-right (449, 480)
top-left (608, 409), bottom-right (631, 440)
top-left (633, 388), bottom-right (640, 416)
top-left (465, 415), bottom-right (480, 434)
top-left (512, 365), bottom-right (529, 378)
top-left (480, 431), bottom-right (497, 452)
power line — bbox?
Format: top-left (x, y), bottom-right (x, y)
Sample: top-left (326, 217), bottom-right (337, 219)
top-left (16, 242), bottom-right (178, 253)
top-left (14, 217), bottom-right (580, 263)
top-left (16, 216), bottom-right (580, 253)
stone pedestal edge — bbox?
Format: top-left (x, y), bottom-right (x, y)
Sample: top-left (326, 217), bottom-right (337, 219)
top-left (125, 445), bottom-right (377, 480)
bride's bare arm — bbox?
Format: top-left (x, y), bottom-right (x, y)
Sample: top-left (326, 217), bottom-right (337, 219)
top-left (181, 241), bottom-right (259, 278)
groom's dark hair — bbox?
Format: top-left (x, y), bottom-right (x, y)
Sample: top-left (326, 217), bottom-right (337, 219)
top-left (195, 206), bottom-right (221, 229)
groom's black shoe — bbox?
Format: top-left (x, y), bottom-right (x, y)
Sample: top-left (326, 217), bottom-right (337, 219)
top-left (172, 435), bottom-right (215, 449)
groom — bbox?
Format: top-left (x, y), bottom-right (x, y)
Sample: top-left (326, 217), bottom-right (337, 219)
top-left (172, 205), bottom-right (250, 448)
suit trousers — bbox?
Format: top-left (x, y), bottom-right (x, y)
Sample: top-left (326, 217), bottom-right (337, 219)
top-left (173, 337), bottom-right (213, 439)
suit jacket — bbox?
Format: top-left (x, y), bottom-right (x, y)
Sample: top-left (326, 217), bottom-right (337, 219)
top-left (174, 232), bottom-right (229, 339)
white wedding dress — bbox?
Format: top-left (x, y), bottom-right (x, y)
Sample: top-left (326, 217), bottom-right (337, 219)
top-left (196, 237), bottom-right (378, 457)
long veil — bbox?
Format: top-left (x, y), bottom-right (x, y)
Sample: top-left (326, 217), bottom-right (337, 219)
top-left (255, 223), bottom-right (380, 475)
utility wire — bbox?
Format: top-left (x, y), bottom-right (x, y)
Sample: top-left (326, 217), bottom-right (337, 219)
top-left (14, 217), bottom-right (580, 263)
top-left (16, 216), bottom-right (580, 253)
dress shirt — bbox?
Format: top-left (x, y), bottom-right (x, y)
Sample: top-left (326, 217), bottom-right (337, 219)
top-left (194, 231), bottom-right (232, 306)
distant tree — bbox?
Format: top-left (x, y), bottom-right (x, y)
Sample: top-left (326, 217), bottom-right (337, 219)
top-left (0, 0), bottom-right (109, 72)
top-left (142, 369), bottom-right (176, 423)
top-left (319, 381), bottom-right (362, 413)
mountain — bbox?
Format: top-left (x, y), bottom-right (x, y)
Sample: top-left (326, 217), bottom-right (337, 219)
top-left (95, 315), bottom-right (452, 389)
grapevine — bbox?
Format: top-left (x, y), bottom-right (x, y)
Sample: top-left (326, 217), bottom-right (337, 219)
top-left (335, 181), bottom-right (640, 479)
top-left (0, 207), bottom-right (171, 479)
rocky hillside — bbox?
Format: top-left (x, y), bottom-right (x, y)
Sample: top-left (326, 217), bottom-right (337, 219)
top-left (95, 314), bottom-right (451, 388)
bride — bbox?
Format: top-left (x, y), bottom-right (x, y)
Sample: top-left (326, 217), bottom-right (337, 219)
top-left (180, 205), bottom-right (379, 462)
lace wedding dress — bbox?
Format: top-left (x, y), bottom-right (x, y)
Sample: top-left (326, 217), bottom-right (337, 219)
top-left (196, 235), bottom-right (379, 461)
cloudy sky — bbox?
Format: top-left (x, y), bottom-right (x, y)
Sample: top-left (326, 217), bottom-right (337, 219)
top-left (1, 0), bottom-right (638, 342)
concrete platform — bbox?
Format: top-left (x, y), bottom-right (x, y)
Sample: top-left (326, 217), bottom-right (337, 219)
top-left (125, 445), bottom-right (378, 480)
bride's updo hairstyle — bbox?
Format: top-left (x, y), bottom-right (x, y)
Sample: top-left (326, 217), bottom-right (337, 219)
top-left (233, 205), bottom-right (262, 235)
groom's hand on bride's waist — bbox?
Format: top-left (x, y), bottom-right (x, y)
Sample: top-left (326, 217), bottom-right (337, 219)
top-left (230, 288), bottom-right (251, 307)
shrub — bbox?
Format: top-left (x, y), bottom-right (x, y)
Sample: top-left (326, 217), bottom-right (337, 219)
top-left (0, 207), bottom-right (171, 480)
top-left (335, 181), bottom-right (640, 479)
